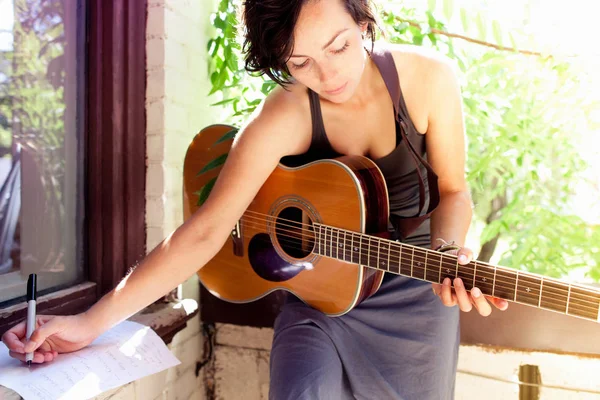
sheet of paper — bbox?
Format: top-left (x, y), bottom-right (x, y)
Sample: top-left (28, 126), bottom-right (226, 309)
top-left (0, 320), bottom-right (180, 400)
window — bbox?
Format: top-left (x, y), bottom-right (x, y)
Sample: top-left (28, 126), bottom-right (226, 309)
top-left (0, 0), bottom-right (147, 336)
top-left (0, 0), bottom-right (85, 304)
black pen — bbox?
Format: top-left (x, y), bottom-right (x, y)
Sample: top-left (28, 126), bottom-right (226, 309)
top-left (26, 273), bottom-right (37, 367)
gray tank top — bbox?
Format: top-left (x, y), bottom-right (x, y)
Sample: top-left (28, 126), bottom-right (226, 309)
top-left (281, 45), bottom-right (440, 241)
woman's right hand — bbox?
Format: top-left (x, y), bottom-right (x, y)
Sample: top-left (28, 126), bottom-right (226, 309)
top-left (1, 313), bottom-right (98, 364)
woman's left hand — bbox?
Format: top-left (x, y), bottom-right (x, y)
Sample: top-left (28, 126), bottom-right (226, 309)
top-left (431, 247), bottom-right (509, 316)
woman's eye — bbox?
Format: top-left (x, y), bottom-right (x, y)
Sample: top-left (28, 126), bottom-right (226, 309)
top-left (332, 42), bottom-right (349, 54)
top-left (292, 60), bottom-right (309, 69)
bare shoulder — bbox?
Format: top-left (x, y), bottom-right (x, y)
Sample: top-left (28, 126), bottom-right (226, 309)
top-left (386, 43), bottom-right (458, 78)
top-left (383, 43), bottom-right (460, 133)
top-left (236, 82), bottom-right (312, 156)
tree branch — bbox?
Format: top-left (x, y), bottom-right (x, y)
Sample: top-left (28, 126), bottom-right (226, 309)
top-left (385, 13), bottom-right (548, 58)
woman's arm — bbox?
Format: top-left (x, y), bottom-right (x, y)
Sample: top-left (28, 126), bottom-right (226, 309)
top-left (424, 57), bottom-right (508, 316)
top-left (83, 90), bottom-right (312, 335)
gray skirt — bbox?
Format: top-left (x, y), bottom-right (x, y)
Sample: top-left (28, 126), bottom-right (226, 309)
top-left (269, 224), bottom-right (460, 400)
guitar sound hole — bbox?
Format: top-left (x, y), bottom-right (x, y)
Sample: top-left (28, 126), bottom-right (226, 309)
top-left (275, 207), bottom-right (315, 259)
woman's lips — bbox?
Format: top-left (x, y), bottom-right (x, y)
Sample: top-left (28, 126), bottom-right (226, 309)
top-left (324, 82), bottom-right (347, 95)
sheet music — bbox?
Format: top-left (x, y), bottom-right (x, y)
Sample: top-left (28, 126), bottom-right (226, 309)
top-left (0, 320), bottom-right (180, 400)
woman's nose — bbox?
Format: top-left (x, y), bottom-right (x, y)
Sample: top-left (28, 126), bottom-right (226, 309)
top-left (317, 62), bottom-right (338, 83)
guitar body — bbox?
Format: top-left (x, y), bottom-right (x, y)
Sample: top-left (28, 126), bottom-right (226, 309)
top-left (183, 124), bottom-right (390, 316)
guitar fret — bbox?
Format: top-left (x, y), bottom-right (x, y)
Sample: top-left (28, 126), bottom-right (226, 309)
top-left (341, 230), bottom-right (346, 261)
top-left (387, 243), bottom-right (392, 271)
top-left (317, 225), bottom-right (321, 255)
top-left (471, 262), bottom-right (494, 296)
top-left (335, 229), bottom-right (340, 260)
top-left (367, 237), bottom-right (371, 267)
top-left (410, 246), bottom-right (415, 278)
top-left (492, 266), bottom-right (497, 297)
top-left (473, 261), bottom-right (477, 288)
top-left (413, 247), bottom-right (425, 278)
top-left (539, 277), bottom-right (544, 308)
top-left (329, 228), bottom-right (333, 258)
top-left (438, 252), bottom-right (442, 283)
top-left (322, 226), bottom-right (326, 257)
top-left (423, 250), bottom-right (428, 280)
top-left (426, 250), bottom-right (441, 283)
top-left (377, 239), bottom-right (389, 272)
top-left (566, 284), bottom-right (571, 314)
top-left (493, 268), bottom-right (517, 301)
top-left (514, 270), bottom-right (519, 302)
top-left (352, 232), bottom-right (360, 264)
top-left (456, 261), bottom-right (475, 289)
top-left (567, 286), bottom-right (600, 320)
top-left (376, 238), bottom-right (381, 269)
top-left (398, 243), bottom-right (410, 276)
top-left (541, 279), bottom-right (568, 313)
top-left (515, 273), bottom-right (542, 306)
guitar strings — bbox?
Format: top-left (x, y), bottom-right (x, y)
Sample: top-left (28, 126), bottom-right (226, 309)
top-left (242, 209), bottom-right (599, 293)
top-left (242, 210), bottom-right (600, 298)
top-left (237, 216), bottom-right (600, 313)
top-left (238, 220), bottom-right (600, 314)
top-left (241, 210), bottom-right (600, 301)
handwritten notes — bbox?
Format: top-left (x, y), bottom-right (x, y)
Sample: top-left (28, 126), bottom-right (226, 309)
top-left (0, 321), bottom-right (180, 400)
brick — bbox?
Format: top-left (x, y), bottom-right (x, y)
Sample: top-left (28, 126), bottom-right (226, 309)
top-left (168, 367), bottom-right (198, 400)
top-left (146, 3), bottom-right (166, 39)
top-left (146, 195), bottom-right (166, 228)
top-left (134, 369), bottom-right (169, 400)
top-left (147, 37), bottom-right (166, 70)
top-left (146, 131), bottom-right (166, 163)
top-left (164, 41), bottom-right (189, 75)
top-left (171, 315), bottom-right (201, 348)
top-left (146, 162), bottom-right (166, 197)
top-left (146, 226), bottom-right (166, 253)
top-left (164, 99), bottom-right (193, 139)
top-left (147, 67), bottom-right (166, 101)
top-left (215, 324), bottom-right (274, 351)
top-left (214, 346), bottom-right (261, 400)
top-left (172, 334), bottom-right (204, 376)
top-left (164, 7), bottom-right (194, 47)
top-left (257, 350), bottom-right (270, 399)
top-left (93, 383), bottom-right (135, 400)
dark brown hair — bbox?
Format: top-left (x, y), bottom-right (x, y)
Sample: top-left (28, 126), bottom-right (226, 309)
top-left (239, 0), bottom-right (379, 86)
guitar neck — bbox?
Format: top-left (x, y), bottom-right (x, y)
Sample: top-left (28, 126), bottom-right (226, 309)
top-left (313, 223), bottom-right (600, 323)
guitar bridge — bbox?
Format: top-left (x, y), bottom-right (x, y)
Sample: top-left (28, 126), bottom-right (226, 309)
top-left (231, 220), bottom-right (244, 257)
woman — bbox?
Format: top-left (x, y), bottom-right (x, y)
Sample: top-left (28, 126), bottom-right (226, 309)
top-left (2, 0), bottom-right (508, 398)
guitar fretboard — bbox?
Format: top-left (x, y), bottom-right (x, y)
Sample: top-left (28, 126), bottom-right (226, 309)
top-left (313, 224), bottom-right (600, 323)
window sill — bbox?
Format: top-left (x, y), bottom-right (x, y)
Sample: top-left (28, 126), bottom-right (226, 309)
top-left (128, 298), bottom-right (199, 345)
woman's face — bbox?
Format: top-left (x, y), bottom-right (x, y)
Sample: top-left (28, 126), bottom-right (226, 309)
top-left (286, 0), bottom-right (369, 104)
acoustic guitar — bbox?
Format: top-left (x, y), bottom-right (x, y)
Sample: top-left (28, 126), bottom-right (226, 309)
top-left (183, 124), bottom-right (600, 322)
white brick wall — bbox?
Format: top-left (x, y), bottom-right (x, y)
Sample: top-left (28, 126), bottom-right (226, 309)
top-left (138, 0), bottom-right (218, 399)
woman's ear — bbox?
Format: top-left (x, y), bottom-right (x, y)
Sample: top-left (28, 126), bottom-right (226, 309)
top-left (360, 22), bottom-right (368, 34)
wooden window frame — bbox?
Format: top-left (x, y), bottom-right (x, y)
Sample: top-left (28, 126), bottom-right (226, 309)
top-left (0, 0), bottom-right (147, 337)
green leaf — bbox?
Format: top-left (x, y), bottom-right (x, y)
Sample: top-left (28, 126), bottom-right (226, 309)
top-left (475, 12), bottom-right (487, 41)
top-left (214, 128), bottom-right (238, 145)
top-left (460, 8), bottom-right (469, 33)
top-left (210, 98), bottom-right (237, 107)
top-left (195, 177), bottom-right (217, 207)
top-left (492, 20), bottom-right (503, 47)
top-left (428, 0), bottom-right (436, 12)
top-left (509, 32), bottom-right (518, 52)
top-left (197, 153), bottom-right (228, 176)
top-left (443, 0), bottom-right (454, 22)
